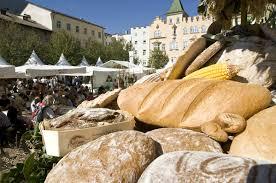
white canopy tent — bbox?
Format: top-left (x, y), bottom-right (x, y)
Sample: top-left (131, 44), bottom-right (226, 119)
top-left (78, 56), bottom-right (90, 67)
top-left (96, 57), bottom-right (103, 66)
top-left (0, 55), bottom-right (11, 66)
top-left (24, 50), bottom-right (45, 66)
top-left (55, 53), bottom-right (71, 66)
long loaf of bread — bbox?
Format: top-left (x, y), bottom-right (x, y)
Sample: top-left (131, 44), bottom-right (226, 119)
top-left (117, 79), bottom-right (271, 129)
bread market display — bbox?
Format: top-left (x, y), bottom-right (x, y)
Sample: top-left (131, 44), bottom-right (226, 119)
top-left (146, 128), bottom-right (223, 153)
top-left (138, 151), bottom-right (275, 183)
top-left (45, 131), bottom-right (160, 183)
top-left (118, 79), bottom-right (271, 130)
top-left (230, 106), bottom-right (276, 162)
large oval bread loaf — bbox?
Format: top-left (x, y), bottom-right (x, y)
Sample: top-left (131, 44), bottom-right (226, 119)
top-left (118, 79), bottom-right (271, 129)
top-left (146, 128), bottom-right (222, 153)
top-left (138, 151), bottom-right (275, 183)
top-left (230, 106), bottom-right (276, 162)
top-left (45, 131), bottom-right (160, 183)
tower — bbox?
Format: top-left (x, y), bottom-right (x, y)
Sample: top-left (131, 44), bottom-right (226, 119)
top-left (166, 0), bottom-right (188, 25)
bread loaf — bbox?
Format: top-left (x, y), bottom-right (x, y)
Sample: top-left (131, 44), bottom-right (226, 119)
top-left (78, 88), bottom-right (121, 109)
top-left (45, 131), bottom-right (160, 183)
top-left (146, 128), bottom-right (222, 153)
top-left (135, 73), bottom-right (162, 85)
top-left (166, 37), bottom-right (206, 80)
top-left (118, 79), bottom-right (271, 129)
top-left (138, 151), bottom-right (274, 183)
top-left (230, 106), bottom-right (276, 162)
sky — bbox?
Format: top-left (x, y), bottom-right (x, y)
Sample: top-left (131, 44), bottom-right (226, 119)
top-left (28, 0), bottom-right (200, 34)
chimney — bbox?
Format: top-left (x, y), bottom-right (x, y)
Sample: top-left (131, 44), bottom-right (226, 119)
top-left (23, 14), bottom-right (31, 21)
top-left (0, 8), bottom-right (8, 15)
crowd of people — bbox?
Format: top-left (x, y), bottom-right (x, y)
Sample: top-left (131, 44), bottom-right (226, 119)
top-left (0, 76), bottom-right (99, 152)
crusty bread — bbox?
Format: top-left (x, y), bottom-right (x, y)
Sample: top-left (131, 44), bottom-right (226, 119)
top-left (166, 37), bottom-right (206, 80)
top-left (45, 131), bottom-right (160, 183)
top-left (138, 151), bottom-right (274, 183)
top-left (135, 73), bottom-right (162, 85)
top-left (230, 106), bottom-right (276, 162)
top-left (78, 88), bottom-right (121, 109)
top-left (118, 79), bottom-right (271, 129)
top-left (146, 128), bottom-right (222, 153)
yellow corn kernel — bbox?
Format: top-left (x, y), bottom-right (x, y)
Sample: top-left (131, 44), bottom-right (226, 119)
top-left (183, 64), bottom-right (240, 80)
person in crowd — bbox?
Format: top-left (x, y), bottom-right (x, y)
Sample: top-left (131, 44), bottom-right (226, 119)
top-left (33, 95), bottom-right (55, 123)
top-left (98, 86), bottom-right (106, 95)
top-left (0, 110), bottom-right (11, 153)
top-left (0, 95), bottom-right (10, 110)
top-left (31, 96), bottom-right (41, 118)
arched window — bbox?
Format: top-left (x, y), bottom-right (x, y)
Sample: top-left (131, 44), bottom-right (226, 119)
top-left (170, 40), bottom-right (178, 50)
top-left (190, 26), bottom-right (194, 33)
top-left (194, 26), bottom-right (199, 33)
top-left (176, 17), bottom-right (180, 24)
top-left (154, 30), bottom-right (161, 38)
top-left (183, 40), bottom-right (189, 49)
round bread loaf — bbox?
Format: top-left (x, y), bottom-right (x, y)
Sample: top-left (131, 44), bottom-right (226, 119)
top-left (230, 106), bottom-right (276, 162)
top-left (138, 151), bottom-right (274, 183)
top-left (146, 128), bottom-right (222, 153)
top-left (45, 131), bottom-right (160, 183)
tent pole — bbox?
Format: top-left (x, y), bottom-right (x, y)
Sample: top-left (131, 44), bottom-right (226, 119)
top-left (91, 75), bottom-right (94, 97)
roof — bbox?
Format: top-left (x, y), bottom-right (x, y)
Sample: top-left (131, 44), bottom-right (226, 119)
top-left (27, 1), bottom-right (105, 29)
top-left (100, 60), bottom-right (139, 69)
top-left (24, 50), bottom-right (46, 66)
top-left (0, 11), bottom-right (51, 31)
top-left (78, 56), bottom-right (90, 66)
top-left (55, 53), bottom-right (71, 66)
top-left (167, 0), bottom-right (188, 16)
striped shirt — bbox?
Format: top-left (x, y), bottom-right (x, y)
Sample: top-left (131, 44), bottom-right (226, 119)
top-left (0, 112), bottom-right (11, 128)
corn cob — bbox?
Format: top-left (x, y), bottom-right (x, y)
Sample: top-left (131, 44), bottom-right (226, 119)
top-left (183, 64), bottom-right (240, 80)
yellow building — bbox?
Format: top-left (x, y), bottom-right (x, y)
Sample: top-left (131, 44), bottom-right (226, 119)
top-left (21, 2), bottom-right (105, 46)
top-left (149, 0), bottom-right (213, 63)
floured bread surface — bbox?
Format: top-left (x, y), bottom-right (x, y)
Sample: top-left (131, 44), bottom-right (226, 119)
top-left (45, 131), bottom-right (160, 183)
top-left (146, 128), bottom-right (222, 153)
top-left (78, 88), bottom-right (121, 108)
top-left (138, 151), bottom-right (273, 183)
top-left (45, 108), bottom-right (131, 130)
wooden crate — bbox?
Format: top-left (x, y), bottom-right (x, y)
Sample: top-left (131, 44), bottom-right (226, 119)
top-left (41, 117), bottom-right (135, 157)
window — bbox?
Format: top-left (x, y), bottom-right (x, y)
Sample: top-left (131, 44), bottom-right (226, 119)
top-left (169, 18), bottom-right (173, 24)
top-left (176, 17), bottom-right (180, 24)
top-left (66, 23), bottom-right (71, 31)
top-left (161, 44), bottom-right (166, 51)
top-left (173, 25), bottom-right (177, 36)
top-left (183, 41), bottom-right (189, 49)
top-left (194, 26), bottom-right (199, 33)
top-left (201, 25), bottom-right (207, 33)
top-left (153, 43), bottom-right (160, 50)
top-left (91, 30), bottom-right (95, 36)
top-left (143, 31), bottom-right (146, 36)
top-left (134, 50), bottom-right (137, 55)
top-left (143, 50), bottom-right (146, 55)
top-left (134, 32), bottom-right (138, 36)
top-left (143, 40), bottom-right (146, 44)
top-left (183, 28), bottom-right (188, 34)
top-left (154, 30), bottom-right (161, 38)
top-left (76, 26), bottom-right (79, 33)
top-left (56, 21), bottom-right (61, 28)
top-left (98, 32), bottom-right (102, 39)
top-left (170, 40), bottom-right (178, 50)
top-left (135, 41), bottom-right (138, 45)
top-left (84, 28), bottom-right (87, 34)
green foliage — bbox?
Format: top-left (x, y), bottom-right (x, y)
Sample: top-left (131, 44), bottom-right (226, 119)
top-left (0, 21), bottom-right (46, 66)
top-left (83, 39), bottom-right (106, 65)
top-left (45, 30), bottom-right (83, 65)
top-left (105, 39), bottom-right (130, 61)
top-left (148, 49), bottom-right (169, 69)
top-left (0, 127), bottom-right (60, 183)
top-left (0, 21), bottom-right (130, 66)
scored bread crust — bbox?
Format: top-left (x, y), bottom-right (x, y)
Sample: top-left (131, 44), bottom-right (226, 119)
top-left (118, 79), bottom-right (271, 129)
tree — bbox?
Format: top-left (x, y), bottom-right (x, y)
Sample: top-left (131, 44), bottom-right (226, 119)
top-left (0, 21), bottom-right (46, 66)
top-left (83, 39), bottom-right (106, 65)
top-left (148, 49), bottom-right (169, 69)
top-left (105, 39), bottom-right (130, 61)
top-left (45, 30), bottom-right (83, 65)
top-left (198, 0), bottom-right (276, 28)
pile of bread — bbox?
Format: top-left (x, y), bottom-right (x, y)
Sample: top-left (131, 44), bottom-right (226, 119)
top-left (45, 33), bottom-right (276, 182)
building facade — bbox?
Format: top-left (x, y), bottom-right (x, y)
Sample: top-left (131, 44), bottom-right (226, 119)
top-left (149, 0), bottom-right (213, 64)
top-left (131, 26), bottom-right (150, 66)
top-left (120, 0), bottom-right (213, 67)
top-left (20, 2), bottom-right (105, 46)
